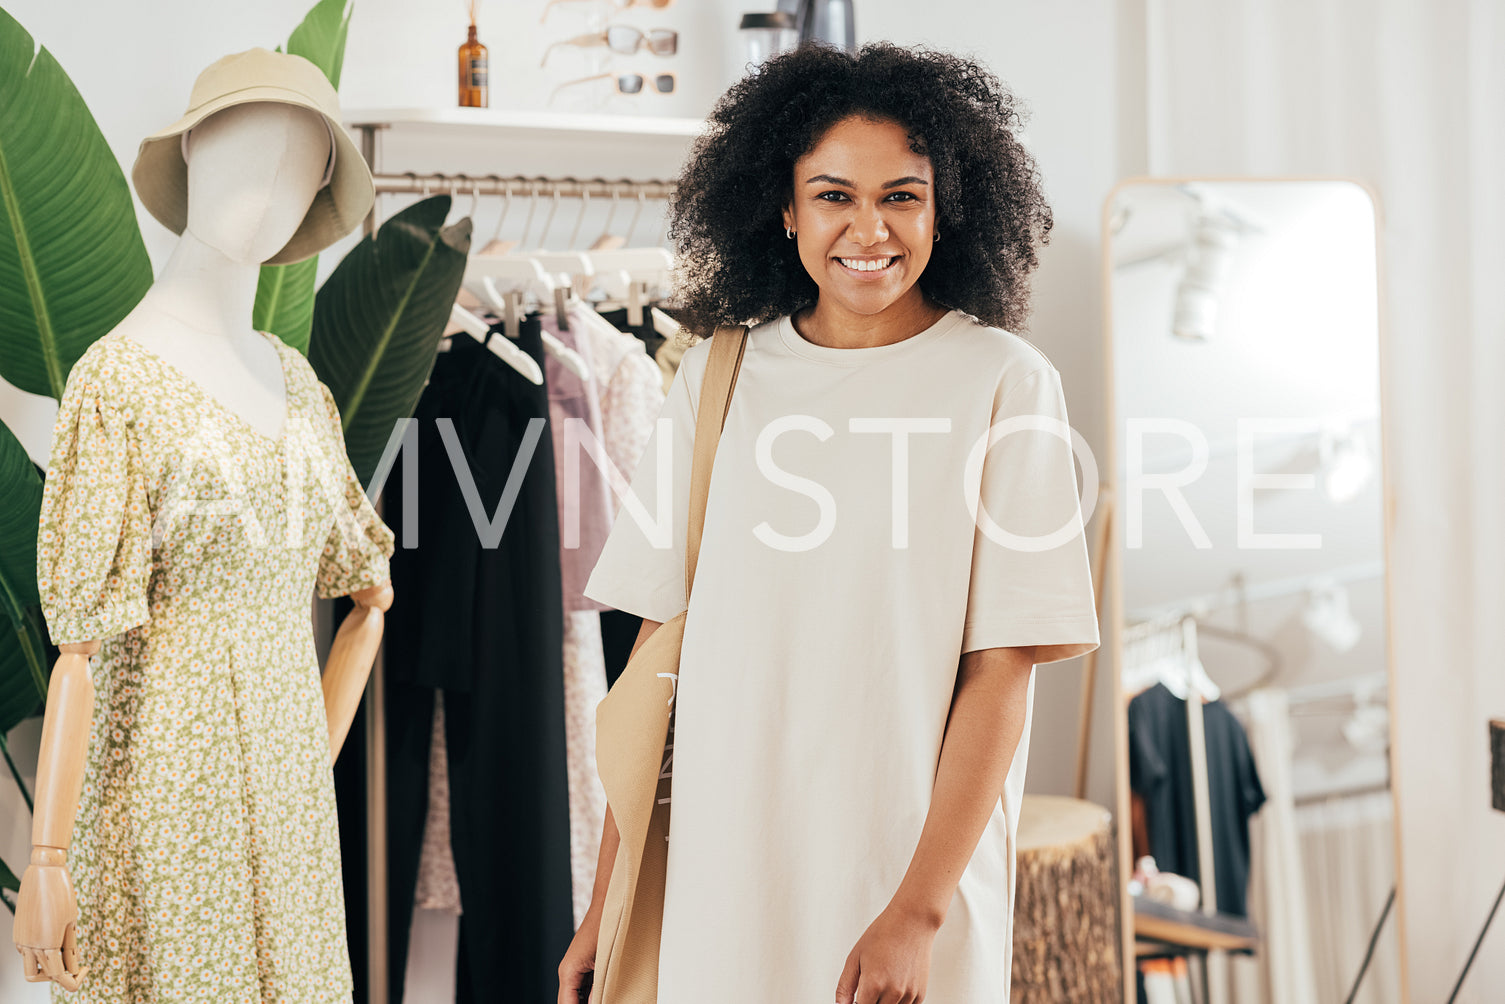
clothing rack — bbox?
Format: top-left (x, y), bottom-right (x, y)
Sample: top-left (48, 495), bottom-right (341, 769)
top-left (352, 114), bottom-right (684, 1000)
top-left (370, 172), bottom-right (678, 200)
top-left (1125, 615), bottom-right (1220, 921)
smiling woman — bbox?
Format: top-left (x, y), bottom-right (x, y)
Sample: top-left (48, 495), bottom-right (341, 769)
top-left (561, 42), bottom-right (1099, 1004)
top-left (668, 42), bottom-right (1053, 338)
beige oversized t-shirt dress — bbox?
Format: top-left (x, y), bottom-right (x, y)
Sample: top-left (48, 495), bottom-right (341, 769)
top-left (582, 309), bottom-right (1100, 1002)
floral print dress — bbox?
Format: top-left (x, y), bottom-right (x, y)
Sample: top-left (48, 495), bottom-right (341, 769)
top-left (35, 330), bottom-right (395, 1004)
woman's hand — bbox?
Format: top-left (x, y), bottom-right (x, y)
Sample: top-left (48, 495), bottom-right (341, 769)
top-left (834, 900), bottom-right (942, 1004)
top-left (557, 912), bottom-right (600, 1004)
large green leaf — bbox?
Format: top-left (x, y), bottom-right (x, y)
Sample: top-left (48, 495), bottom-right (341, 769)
top-left (287, 0), bottom-right (354, 89)
top-left (255, 0), bottom-right (356, 349)
top-left (0, 8), bottom-right (153, 399)
top-left (0, 424), bottom-right (46, 734)
top-left (309, 196), bottom-right (471, 485)
top-left (254, 257), bottom-right (320, 354)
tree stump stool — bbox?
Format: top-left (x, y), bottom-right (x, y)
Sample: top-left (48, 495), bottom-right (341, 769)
top-left (1010, 794), bottom-right (1121, 1002)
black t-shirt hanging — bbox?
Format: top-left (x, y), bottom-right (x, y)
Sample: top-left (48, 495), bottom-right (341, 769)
top-left (1128, 682), bottom-right (1267, 917)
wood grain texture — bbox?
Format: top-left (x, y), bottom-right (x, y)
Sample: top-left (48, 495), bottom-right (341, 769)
top-left (1011, 795), bottom-right (1121, 1003)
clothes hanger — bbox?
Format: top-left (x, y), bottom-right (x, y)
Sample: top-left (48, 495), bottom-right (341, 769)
top-left (477, 178), bottom-right (518, 256)
top-left (583, 187), bottom-right (649, 320)
top-left (458, 183), bottom-right (589, 379)
top-left (581, 187), bottom-right (678, 325)
top-left (583, 247), bottom-right (674, 327)
top-left (462, 262), bottom-right (589, 380)
top-left (589, 183), bottom-right (629, 252)
top-left (446, 303), bottom-right (543, 385)
top-left (527, 187), bottom-right (595, 331)
top-left (1122, 613), bottom-right (1222, 703)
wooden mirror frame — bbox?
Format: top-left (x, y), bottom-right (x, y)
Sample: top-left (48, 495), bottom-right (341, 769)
top-left (1097, 175), bottom-right (1410, 1002)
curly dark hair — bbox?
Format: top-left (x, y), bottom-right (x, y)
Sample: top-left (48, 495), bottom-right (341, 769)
top-left (667, 42), bottom-right (1052, 335)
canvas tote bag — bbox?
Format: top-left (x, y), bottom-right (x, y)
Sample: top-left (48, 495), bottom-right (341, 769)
top-left (588, 324), bottom-right (749, 1003)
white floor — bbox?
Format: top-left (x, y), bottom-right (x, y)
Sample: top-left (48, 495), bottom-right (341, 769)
top-left (402, 908), bottom-right (460, 1003)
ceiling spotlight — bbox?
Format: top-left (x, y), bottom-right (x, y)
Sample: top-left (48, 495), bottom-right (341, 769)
top-left (1172, 213), bottom-right (1239, 341)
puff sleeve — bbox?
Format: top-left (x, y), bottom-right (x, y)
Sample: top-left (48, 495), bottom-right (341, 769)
top-left (36, 366), bottom-right (153, 646)
top-left (960, 364), bottom-right (1101, 663)
top-left (312, 381), bottom-right (396, 600)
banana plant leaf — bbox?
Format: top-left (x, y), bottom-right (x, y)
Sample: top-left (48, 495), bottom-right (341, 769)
top-left (254, 257), bottom-right (320, 355)
top-left (1, 851), bottom-right (18, 912)
top-left (0, 429), bottom-right (47, 913)
top-left (0, 423), bottom-right (47, 735)
top-left (254, 0), bottom-right (356, 351)
top-left (287, 0), bottom-right (354, 89)
top-left (0, 7), bottom-right (153, 400)
top-left (308, 195), bottom-right (471, 486)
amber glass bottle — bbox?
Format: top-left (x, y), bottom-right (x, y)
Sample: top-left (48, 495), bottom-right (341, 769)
top-left (458, 17), bottom-right (489, 107)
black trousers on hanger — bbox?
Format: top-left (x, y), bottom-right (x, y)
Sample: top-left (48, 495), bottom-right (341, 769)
top-left (338, 318), bottom-right (574, 1002)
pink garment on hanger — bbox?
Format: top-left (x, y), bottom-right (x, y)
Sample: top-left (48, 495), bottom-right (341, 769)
top-left (540, 314), bottom-right (613, 613)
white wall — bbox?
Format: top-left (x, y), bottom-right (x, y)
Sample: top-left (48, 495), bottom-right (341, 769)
top-left (0, 0), bottom-right (1127, 998)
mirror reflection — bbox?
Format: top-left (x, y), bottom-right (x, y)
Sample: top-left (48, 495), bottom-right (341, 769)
top-left (1107, 180), bottom-right (1401, 1003)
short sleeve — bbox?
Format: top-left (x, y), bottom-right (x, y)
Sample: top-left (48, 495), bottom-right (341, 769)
top-left (580, 339), bottom-right (703, 622)
top-left (960, 364), bottom-right (1101, 663)
top-left (36, 365), bottom-right (152, 645)
top-left (313, 382), bottom-right (396, 600)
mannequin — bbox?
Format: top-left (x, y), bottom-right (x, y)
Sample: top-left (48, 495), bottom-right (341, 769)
top-left (13, 100), bottom-right (392, 993)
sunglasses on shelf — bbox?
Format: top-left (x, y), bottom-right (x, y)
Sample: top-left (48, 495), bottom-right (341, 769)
top-left (541, 26), bottom-right (679, 67)
top-left (540, 0), bottom-right (675, 24)
top-left (550, 71), bottom-right (677, 102)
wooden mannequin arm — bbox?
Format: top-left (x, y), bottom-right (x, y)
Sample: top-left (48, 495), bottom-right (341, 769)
top-left (321, 581), bottom-right (393, 764)
top-left (13, 641), bottom-right (98, 990)
top-left (30, 643), bottom-right (97, 851)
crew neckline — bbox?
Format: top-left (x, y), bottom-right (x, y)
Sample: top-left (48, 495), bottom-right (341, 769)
top-left (776, 308), bottom-right (964, 365)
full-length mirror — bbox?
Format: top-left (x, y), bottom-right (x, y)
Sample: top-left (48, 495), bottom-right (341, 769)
top-left (1104, 180), bottom-right (1404, 1003)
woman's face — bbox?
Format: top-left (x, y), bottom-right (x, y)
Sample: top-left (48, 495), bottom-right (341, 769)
top-left (782, 115), bottom-right (937, 319)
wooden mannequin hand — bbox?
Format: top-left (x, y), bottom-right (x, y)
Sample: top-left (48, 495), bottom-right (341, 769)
top-left (322, 580), bottom-right (394, 763)
top-left (13, 848), bottom-right (87, 991)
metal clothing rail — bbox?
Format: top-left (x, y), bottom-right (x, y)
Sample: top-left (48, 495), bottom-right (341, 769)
top-left (370, 171), bottom-right (678, 200)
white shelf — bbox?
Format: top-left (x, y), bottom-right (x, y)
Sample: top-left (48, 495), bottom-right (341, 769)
top-left (342, 106), bottom-right (706, 140)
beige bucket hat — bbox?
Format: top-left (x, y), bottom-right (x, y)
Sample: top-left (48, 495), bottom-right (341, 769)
top-left (131, 47), bottom-right (374, 265)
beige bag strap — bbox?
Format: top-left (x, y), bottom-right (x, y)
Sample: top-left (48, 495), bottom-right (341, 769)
top-left (685, 324), bottom-right (749, 603)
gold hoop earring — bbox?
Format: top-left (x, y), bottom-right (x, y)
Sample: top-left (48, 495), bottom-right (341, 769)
top-left (933, 231), bottom-right (940, 243)
top-left (786, 227), bottom-right (796, 239)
